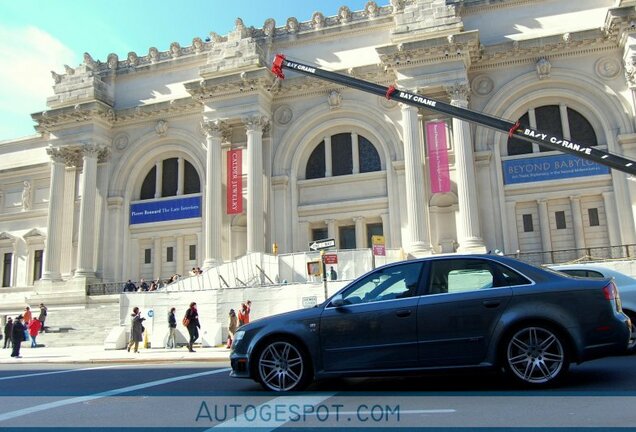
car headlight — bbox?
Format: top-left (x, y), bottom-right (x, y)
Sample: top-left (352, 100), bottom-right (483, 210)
top-left (233, 330), bottom-right (245, 344)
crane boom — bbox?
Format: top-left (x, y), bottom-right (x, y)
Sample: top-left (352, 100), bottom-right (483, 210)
top-left (271, 54), bottom-right (636, 176)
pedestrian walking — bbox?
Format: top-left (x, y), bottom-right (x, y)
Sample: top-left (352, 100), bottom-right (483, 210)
top-left (183, 302), bottom-right (200, 352)
top-left (238, 300), bottom-right (251, 326)
top-left (126, 307), bottom-right (145, 353)
top-left (3, 317), bottom-right (13, 349)
top-left (167, 307), bottom-right (177, 349)
top-left (227, 309), bottom-right (238, 349)
top-left (38, 303), bottom-right (47, 332)
top-left (11, 315), bottom-right (25, 358)
top-left (28, 318), bottom-right (41, 347)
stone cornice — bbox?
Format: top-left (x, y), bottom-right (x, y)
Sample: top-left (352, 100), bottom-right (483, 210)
top-left (114, 98), bottom-right (201, 125)
top-left (53, 2), bottom-right (398, 83)
top-left (185, 68), bottom-right (277, 102)
top-left (31, 101), bottom-right (115, 133)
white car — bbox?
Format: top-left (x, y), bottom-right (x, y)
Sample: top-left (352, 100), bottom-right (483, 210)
top-left (550, 264), bottom-right (636, 354)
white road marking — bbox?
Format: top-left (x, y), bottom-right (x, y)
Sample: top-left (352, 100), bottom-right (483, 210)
top-left (210, 394), bottom-right (335, 430)
top-left (0, 365), bottom-right (123, 381)
top-left (0, 367), bottom-right (231, 422)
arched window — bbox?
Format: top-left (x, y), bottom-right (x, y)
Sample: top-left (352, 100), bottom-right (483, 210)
top-left (139, 158), bottom-right (200, 200)
top-left (507, 105), bottom-right (597, 156)
top-left (305, 132), bottom-right (381, 179)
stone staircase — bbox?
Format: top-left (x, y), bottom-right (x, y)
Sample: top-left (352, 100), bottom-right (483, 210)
top-left (33, 301), bottom-right (121, 348)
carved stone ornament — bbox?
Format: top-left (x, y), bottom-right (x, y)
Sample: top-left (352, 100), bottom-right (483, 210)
top-left (378, 95), bottom-right (398, 110)
top-left (51, 71), bottom-right (62, 84)
top-left (22, 180), bottom-right (32, 211)
top-left (365, 1), bottom-right (379, 17)
top-left (192, 37), bottom-right (204, 53)
top-left (595, 57), bottom-right (621, 80)
top-left (312, 12), bottom-right (325, 29)
top-left (471, 75), bottom-right (494, 96)
top-left (64, 65), bottom-right (75, 75)
top-left (107, 53), bottom-right (119, 70)
top-left (390, 0), bottom-right (405, 13)
top-left (201, 120), bottom-right (230, 141)
top-left (536, 57), bottom-right (552, 80)
top-left (338, 6), bottom-right (352, 23)
top-left (170, 42), bottom-right (181, 58)
top-left (83, 52), bottom-right (97, 69)
top-left (127, 51), bottom-right (139, 67)
top-left (242, 115), bottom-right (269, 133)
top-left (149, 47), bottom-right (159, 63)
top-left (327, 90), bottom-right (342, 110)
top-left (445, 82), bottom-right (471, 106)
top-left (113, 133), bottom-right (130, 151)
top-left (274, 105), bottom-right (293, 125)
top-left (286, 17), bottom-right (299, 33)
top-left (263, 18), bottom-right (276, 37)
top-left (155, 120), bottom-right (169, 136)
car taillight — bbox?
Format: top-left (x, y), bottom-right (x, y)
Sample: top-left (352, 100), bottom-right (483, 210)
top-left (602, 281), bottom-right (618, 300)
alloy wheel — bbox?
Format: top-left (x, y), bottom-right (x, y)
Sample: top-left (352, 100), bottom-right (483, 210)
top-left (506, 326), bottom-right (567, 385)
top-left (257, 341), bottom-right (306, 391)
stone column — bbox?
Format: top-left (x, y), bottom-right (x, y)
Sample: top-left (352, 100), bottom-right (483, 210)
top-left (41, 146), bottom-right (66, 281)
top-left (177, 157), bottom-right (185, 195)
top-left (602, 191), bottom-right (621, 248)
top-left (243, 115), bottom-right (269, 253)
top-left (326, 219), bottom-right (336, 240)
top-left (177, 235), bottom-right (184, 276)
top-left (107, 197), bottom-right (124, 282)
top-left (153, 237), bottom-right (161, 278)
top-left (569, 196), bottom-right (585, 250)
top-left (400, 103), bottom-right (431, 256)
top-left (447, 83), bottom-right (486, 253)
top-left (537, 199), bottom-right (552, 253)
top-left (75, 144), bottom-right (102, 279)
top-left (324, 135), bottom-right (332, 177)
top-left (154, 160), bottom-right (162, 199)
top-left (201, 120), bottom-right (228, 267)
top-left (504, 201), bottom-right (520, 254)
top-left (352, 132), bottom-right (360, 174)
top-left (354, 216), bottom-right (366, 249)
top-left (380, 213), bottom-right (390, 248)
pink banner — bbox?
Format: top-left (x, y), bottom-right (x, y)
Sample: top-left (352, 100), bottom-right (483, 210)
top-left (426, 121), bottom-right (451, 194)
top-left (226, 149), bottom-right (243, 214)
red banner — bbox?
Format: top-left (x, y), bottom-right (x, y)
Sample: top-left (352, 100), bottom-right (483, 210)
top-left (426, 120), bottom-right (451, 194)
top-left (226, 149), bottom-right (242, 214)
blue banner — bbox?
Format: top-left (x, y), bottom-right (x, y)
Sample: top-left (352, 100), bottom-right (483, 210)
top-left (502, 154), bottom-right (610, 185)
top-left (130, 196), bottom-right (202, 224)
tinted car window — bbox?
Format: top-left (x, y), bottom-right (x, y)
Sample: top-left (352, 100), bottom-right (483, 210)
top-left (428, 258), bottom-right (529, 295)
top-left (561, 269), bottom-right (604, 278)
top-left (339, 262), bottom-right (423, 305)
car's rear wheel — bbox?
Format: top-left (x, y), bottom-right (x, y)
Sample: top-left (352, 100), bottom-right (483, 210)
top-left (503, 325), bottom-right (569, 386)
top-left (256, 339), bottom-right (310, 392)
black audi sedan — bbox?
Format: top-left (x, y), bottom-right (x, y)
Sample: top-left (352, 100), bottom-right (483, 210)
top-left (230, 254), bottom-right (631, 391)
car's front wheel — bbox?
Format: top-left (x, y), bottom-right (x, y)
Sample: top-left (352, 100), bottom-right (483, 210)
top-left (255, 339), bottom-right (311, 392)
top-left (624, 311), bottom-right (636, 355)
top-left (502, 325), bottom-right (570, 386)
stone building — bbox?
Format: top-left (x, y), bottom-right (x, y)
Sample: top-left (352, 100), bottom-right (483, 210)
top-left (1, 0), bottom-right (636, 294)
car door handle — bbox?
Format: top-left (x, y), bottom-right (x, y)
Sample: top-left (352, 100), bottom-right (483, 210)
top-left (395, 310), bottom-right (412, 318)
top-left (482, 300), bottom-right (500, 308)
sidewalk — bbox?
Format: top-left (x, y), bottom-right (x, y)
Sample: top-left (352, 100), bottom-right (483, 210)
top-left (0, 344), bottom-right (231, 365)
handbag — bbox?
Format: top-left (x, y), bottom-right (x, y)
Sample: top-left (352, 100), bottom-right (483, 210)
top-left (141, 325), bottom-right (145, 333)
top-left (182, 316), bottom-right (190, 327)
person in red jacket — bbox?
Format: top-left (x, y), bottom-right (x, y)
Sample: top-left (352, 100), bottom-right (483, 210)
top-left (238, 300), bottom-right (251, 326)
top-left (28, 318), bottom-right (41, 348)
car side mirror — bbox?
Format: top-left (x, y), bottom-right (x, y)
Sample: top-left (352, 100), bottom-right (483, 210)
top-left (330, 294), bottom-right (345, 308)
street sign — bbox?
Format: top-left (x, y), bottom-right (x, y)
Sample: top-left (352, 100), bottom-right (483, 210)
top-left (324, 254), bottom-right (338, 264)
top-left (309, 238), bottom-right (336, 251)
top-left (372, 235), bottom-right (386, 256)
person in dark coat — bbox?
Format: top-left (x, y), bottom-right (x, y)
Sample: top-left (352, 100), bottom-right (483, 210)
top-left (167, 307), bottom-right (177, 349)
top-left (11, 315), bottom-right (25, 358)
top-left (184, 302), bottom-right (200, 352)
top-left (126, 307), bottom-right (145, 353)
top-left (3, 317), bottom-right (13, 349)
top-left (38, 303), bottom-right (47, 332)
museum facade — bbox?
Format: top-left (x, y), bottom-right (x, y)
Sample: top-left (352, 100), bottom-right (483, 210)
top-left (1, 0), bottom-right (636, 289)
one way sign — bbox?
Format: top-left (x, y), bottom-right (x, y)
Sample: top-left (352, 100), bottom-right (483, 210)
top-left (309, 238), bottom-right (336, 251)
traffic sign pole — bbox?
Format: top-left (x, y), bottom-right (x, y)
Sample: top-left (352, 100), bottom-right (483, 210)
top-left (321, 250), bottom-right (328, 302)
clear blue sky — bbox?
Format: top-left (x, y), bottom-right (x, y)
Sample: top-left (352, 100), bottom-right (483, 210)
top-left (0, 0), bottom-right (377, 141)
